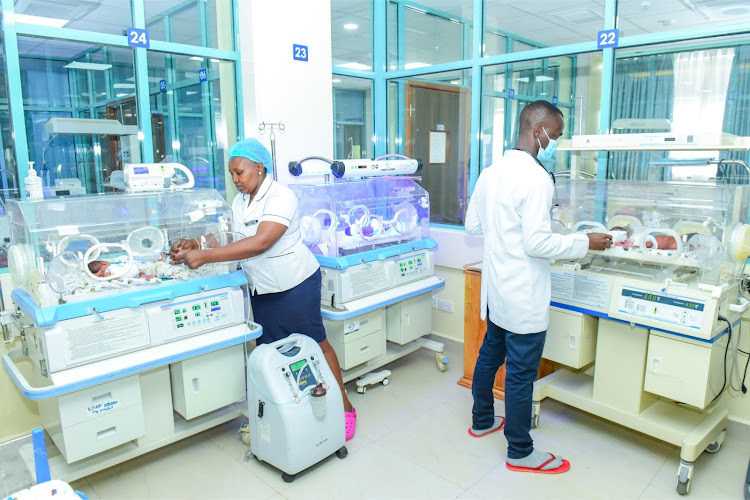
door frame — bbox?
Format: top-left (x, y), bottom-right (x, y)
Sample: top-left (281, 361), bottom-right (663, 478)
top-left (404, 80), bottom-right (471, 221)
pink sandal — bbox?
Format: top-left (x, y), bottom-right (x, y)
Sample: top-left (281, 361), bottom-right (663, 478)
top-left (345, 408), bottom-right (357, 441)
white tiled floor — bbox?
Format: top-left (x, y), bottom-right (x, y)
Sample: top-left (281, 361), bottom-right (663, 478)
top-left (71, 338), bottom-right (749, 500)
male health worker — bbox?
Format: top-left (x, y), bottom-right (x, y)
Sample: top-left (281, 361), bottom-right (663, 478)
top-left (465, 100), bottom-right (611, 473)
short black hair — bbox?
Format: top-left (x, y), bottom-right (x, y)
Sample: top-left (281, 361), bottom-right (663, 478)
top-left (519, 100), bottom-right (563, 133)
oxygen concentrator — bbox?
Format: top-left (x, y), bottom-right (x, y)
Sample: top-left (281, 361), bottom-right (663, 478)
top-left (246, 334), bottom-right (347, 482)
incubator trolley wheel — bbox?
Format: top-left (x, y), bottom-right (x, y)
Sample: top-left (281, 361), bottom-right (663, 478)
top-left (531, 401), bottom-right (541, 429)
top-left (282, 472), bottom-right (296, 483)
top-left (336, 446), bottom-right (348, 459)
top-left (435, 352), bottom-right (449, 372)
top-left (676, 460), bottom-right (694, 496)
top-left (706, 429), bottom-right (726, 453)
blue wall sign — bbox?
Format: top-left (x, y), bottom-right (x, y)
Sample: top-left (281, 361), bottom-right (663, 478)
top-left (552, 95), bottom-right (558, 105)
top-left (507, 88), bottom-right (515, 99)
top-left (293, 44), bottom-right (309, 62)
top-left (159, 79), bottom-right (167, 92)
top-left (198, 68), bottom-right (208, 82)
top-left (597, 29), bottom-right (619, 49)
top-left (127, 28), bottom-right (150, 48)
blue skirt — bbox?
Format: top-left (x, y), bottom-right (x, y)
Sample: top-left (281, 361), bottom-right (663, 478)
top-left (251, 268), bottom-right (326, 345)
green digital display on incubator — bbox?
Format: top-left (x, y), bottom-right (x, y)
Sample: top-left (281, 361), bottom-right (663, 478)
top-left (192, 305), bottom-right (201, 311)
top-left (642, 294), bottom-right (661, 302)
top-left (211, 301), bottom-right (219, 306)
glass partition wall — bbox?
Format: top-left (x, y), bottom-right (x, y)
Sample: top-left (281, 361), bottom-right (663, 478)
top-left (0, 0), bottom-right (241, 197)
top-left (332, 0), bottom-right (750, 226)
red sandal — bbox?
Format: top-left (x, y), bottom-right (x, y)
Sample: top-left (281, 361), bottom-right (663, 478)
top-left (506, 454), bottom-right (570, 474)
top-left (467, 416), bottom-right (505, 438)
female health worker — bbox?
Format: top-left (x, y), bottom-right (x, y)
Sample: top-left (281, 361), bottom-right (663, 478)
top-left (169, 138), bottom-right (357, 440)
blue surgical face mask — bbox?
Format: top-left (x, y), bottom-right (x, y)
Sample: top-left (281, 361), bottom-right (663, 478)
top-left (536, 126), bottom-right (558, 162)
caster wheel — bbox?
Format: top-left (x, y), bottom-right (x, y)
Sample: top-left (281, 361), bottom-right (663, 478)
top-left (435, 352), bottom-right (448, 372)
top-left (243, 451), bottom-right (254, 462)
top-left (282, 472), bottom-right (296, 483)
top-left (240, 432), bottom-right (251, 446)
top-left (707, 429), bottom-right (726, 453)
top-left (676, 461), bottom-right (693, 496)
top-left (357, 386), bottom-right (366, 394)
top-left (382, 378), bottom-right (390, 386)
top-left (676, 479), bottom-right (690, 495)
top-left (336, 446), bottom-right (348, 459)
top-left (530, 401), bottom-right (540, 429)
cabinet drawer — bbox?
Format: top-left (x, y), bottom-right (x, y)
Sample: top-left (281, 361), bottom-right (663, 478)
top-left (327, 309), bottom-right (384, 343)
top-left (342, 330), bottom-right (386, 370)
top-left (544, 308), bottom-right (598, 369)
top-left (61, 403), bottom-right (145, 463)
top-left (58, 375), bottom-right (142, 428)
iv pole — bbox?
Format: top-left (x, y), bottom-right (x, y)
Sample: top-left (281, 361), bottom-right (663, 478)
top-left (258, 122), bottom-right (285, 181)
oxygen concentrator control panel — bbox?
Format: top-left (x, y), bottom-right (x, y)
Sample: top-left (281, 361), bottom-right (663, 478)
top-left (285, 358), bottom-right (317, 393)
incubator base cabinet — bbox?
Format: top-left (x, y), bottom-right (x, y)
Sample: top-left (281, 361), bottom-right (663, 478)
top-left (1, 188), bottom-right (260, 480)
top-left (533, 179), bottom-right (750, 495)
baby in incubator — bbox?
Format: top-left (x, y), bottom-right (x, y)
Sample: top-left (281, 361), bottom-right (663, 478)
top-left (87, 255), bottom-right (185, 280)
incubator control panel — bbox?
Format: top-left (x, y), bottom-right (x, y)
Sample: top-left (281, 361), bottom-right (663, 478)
top-left (616, 287), bottom-right (705, 330)
top-left (145, 288), bottom-right (245, 344)
top-left (393, 252), bottom-right (429, 284)
top-left (159, 291), bottom-right (236, 341)
top-left (607, 279), bottom-right (720, 340)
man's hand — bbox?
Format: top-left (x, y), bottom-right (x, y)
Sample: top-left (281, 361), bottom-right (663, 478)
top-left (587, 232), bottom-right (612, 251)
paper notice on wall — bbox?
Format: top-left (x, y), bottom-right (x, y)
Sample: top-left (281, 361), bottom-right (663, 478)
top-left (63, 308), bottom-right (150, 365)
top-left (551, 272), bottom-right (610, 310)
top-left (428, 130), bottom-right (447, 164)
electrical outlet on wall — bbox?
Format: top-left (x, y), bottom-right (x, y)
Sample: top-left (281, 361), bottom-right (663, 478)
top-left (431, 296), bottom-right (438, 309)
top-left (438, 299), bottom-right (454, 313)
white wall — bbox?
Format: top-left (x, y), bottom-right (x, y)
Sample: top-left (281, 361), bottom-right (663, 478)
top-left (237, 0), bottom-right (334, 191)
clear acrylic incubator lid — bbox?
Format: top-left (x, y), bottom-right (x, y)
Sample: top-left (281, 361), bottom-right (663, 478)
top-left (551, 179), bottom-right (750, 284)
top-left (289, 177), bottom-right (431, 260)
top-left (6, 189), bottom-right (234, 304)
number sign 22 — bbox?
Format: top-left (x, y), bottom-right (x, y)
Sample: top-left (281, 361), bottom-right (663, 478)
top-left (597, 29), bottom-right (619, 50)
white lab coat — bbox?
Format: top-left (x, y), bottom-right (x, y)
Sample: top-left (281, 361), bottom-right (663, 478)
top-left (231, 177), bottom-right (319, 295)
top-left (465, 149), bottom-right (589, 334)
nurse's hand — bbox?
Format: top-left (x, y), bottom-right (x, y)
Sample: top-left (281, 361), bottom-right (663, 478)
top-left (587, 232), bottom-right (612, 251)
top-left (169, 249), bottom-right (206, 269)
top-left (169, 238), bottom-right (199, 260)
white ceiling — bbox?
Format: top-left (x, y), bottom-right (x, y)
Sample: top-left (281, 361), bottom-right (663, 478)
top-left (331, 0), bottom-right (750, 70)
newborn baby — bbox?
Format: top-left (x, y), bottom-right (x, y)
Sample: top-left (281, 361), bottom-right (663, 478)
top-left (88, 254), bottom-right (189, 280)
top-left (88, 259), bottom-right (154, 279)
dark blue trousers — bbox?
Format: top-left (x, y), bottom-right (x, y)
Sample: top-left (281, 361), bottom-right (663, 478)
top-left (471, 317), bottom-right (546, 459)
